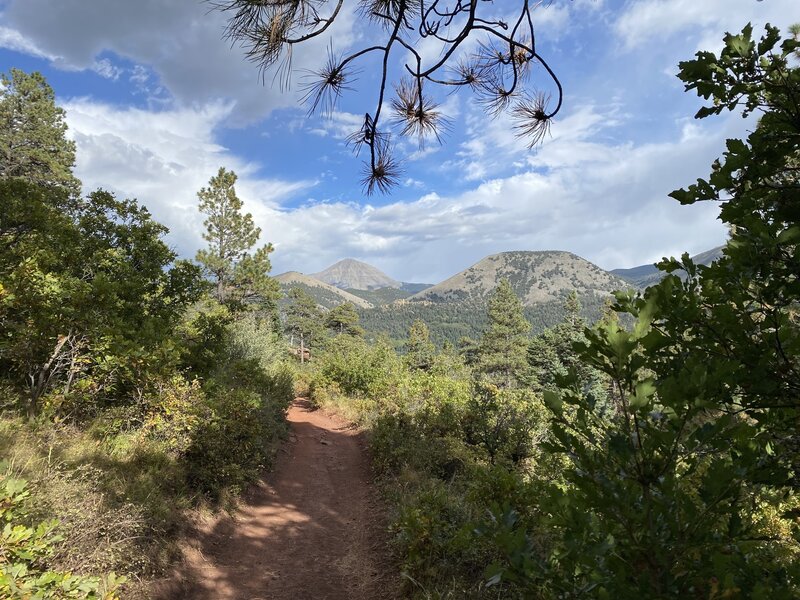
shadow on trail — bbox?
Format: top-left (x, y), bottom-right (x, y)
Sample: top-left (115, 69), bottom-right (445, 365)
top-left (153, 399), bottom-right (395, 600)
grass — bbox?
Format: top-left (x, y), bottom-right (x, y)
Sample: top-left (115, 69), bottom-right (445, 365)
top-left (0, 415), bottom-right (193, 595)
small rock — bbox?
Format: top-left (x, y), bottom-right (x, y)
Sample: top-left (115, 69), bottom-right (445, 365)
top-left (320, 439), bottom-right (331, 445)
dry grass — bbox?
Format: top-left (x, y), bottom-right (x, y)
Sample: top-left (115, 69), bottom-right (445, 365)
top-left (0, 415), bottom-right (191, 596)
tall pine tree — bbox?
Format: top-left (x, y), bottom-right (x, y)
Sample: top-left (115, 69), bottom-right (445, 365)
top-left (325, 302), bottom-right (363, 337)
top-left (405, 319), bottom-right (435, 371)
top-left (195, 167), bottom-right (279, 315)
top-left (284, 287), bottom-right (324, 360)
top-left (476, 279), bottom-right (531, 387)
top-left (0, 68), bottom-right (80, 196)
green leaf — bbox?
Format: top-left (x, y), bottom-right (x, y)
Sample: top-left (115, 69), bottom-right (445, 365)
top-left (543, 390), bottom-right (562, 414)
top-left (630, 379), bottom-right (656, 409)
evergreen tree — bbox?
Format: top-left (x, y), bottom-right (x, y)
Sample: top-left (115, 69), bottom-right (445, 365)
top-left (195, 167), bottom-right (279, 314)
top-left (325, 302), bottom-right (363, 337)
top-left (284, 287), bottom-right (324, 360)
top-left (405, 319), bottom-right (435, 371)
top-left (527, 292), bottom-right (608, 407)
top-left (0, 68), bottom-right (80, 195)
top-left (476, 279), bottom-right (531, 387)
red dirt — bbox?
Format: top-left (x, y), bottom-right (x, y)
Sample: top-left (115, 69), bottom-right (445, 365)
top-left (153, 398), bottom-right (398, 600)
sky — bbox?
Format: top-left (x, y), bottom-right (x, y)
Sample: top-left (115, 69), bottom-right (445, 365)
top-left (1, 0), bottom-right (797, 283)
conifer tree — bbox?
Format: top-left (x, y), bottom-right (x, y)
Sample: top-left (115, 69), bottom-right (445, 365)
top-left (325, 302), bottom-right (363, 337)
top-left (195, 167), bottom-right (279, 313)
top-left (476, 279), bottom-right (531, 387)
top-left (0, 68), bottom-right (80, 195)
top-left (284, 287), bottom-right (324, 360)
top-left (405, 319), bottom-right (435, 371)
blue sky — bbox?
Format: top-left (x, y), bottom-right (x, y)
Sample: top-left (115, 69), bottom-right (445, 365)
top-left (1, 0), bottom-right (797, 283)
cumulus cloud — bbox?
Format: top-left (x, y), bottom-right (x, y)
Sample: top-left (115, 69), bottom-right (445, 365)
top-left (64, 99), bottom-right (316, 257)
top-left (614, 0), bottom-right (798, 51)
top-left (4, 0), bottom-right (779, 284)
top-left (1, 0), bottom-right (359, 124)
top-left (260, 103), bottom-right (733, 281)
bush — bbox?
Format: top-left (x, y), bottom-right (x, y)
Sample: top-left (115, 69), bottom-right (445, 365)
top-left (314, 336), bottom-right (403, 399)
top-left (0, 469), bottom-right (125, 599)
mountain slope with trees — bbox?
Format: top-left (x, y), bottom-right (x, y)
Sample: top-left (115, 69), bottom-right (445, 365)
top-left (611, 244), bottom-right (725, 287)
top-left (275, 271), bottom-right (374, 309)
top-left (409, 250), bottom-right (631, 305)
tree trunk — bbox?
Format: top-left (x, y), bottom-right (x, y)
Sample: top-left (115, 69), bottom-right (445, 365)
top-left (28, 333), bottom-right (70, 419)
top-left (300, 333), bottom-right (305, 364)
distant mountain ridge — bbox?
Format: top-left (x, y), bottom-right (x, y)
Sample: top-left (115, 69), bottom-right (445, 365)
top-left (311, 258), bottom-right (401, 291)
top-left (276, 247), bottom-right (724, 345)
top-left (409, 250), bottom-right (630, 306)
top-left (274, 271), bottom-right (373, 309)
top-left (611, 245), bottom-right (725, 288)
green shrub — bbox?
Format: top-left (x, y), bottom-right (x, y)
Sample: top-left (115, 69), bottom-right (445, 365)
top-left (0, 470), bottom-right (125, 599)
top-left (462, 384), bottom-right (544, 466)
top-left (184, 382), bottom-right (288, 498)
top-left (314, 336), bottom-right (403, 398)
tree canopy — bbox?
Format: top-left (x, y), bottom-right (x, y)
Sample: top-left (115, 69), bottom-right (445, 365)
top-left (0, 68), bottom-right (80, 196)
top-left (195, 167), bottom-right (280, 316)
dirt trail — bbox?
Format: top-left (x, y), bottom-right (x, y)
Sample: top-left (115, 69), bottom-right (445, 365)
top-left (156, 398), bottom-right (397, 600)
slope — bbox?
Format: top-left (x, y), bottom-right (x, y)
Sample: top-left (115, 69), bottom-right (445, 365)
top-left (311, 259), bottom-right (401, 290)
top-left (275, 272), bottom-right (373, 309)
top-left (611, 245), bottom-right (725, 288)
top-left (408, 250), bottom-right (630, 306)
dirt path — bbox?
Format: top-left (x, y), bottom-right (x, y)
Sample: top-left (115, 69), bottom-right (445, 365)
top-left (156, 398), bottom-right (397, 600)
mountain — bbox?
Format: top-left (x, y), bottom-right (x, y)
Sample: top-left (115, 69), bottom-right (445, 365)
top-left (274, 271), bottom-right (374, 309)
top-left (408, 250), bottom-right (630, 306)
top-left (311, 259), bottom-right (401, 291)
top-left (611, 245), bottom-right (725, 288)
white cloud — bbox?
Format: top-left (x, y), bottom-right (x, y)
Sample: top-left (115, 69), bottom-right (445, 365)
top-left (1, 0), bottom-right (359, 124)
top-left (64, 99), bottom-right (316, 257)
top-left (614, 0), bottom-right (798, 51)
top-left (0, 24), bottom-right (54, 59)
top-left (91, 58), bottom-right (122, 80)
top-left (261, 111), bottom-right (732, 280)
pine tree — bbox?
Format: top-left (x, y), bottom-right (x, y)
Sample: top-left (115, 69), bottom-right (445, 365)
top-left (476, 279), bottom-right (531, 387)
top-left (195, 167), bottom-right (279, 312)
top-left (0, 68), bottom-right (80, 195)
top-left (405, 319), bottom-right (435, 371)
top-left (325, 302), bottom-right (363, 337)
top-left (284, 287), bottom-right (324, 361)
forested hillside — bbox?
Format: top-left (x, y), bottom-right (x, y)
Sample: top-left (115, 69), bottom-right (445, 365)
top-left (358, 292), bottom-right (613, 346)
top-left (612, 245), bottom-right (725, 287)
top-left (275, 271), bottom-right (374, 309)
top-left (304, 25), bottom-right (800, 599)
top-left (2, 13), bottom-right (799, 600)
top-left (0, 71), bottom-right (294, 598)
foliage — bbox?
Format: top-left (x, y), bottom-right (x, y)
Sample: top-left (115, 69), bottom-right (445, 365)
top-left (0, 67), bottom-right (296, 594)
top-left (0, 470), bottom-right (124, 599)
top-left (313, 335), bottom-right (404, 399)
top-left (404, 320), bottom-right (436, 372)
top-left (0, 179), bottom-right (203, 417)
top-left (215, 0), bottom-right (562, 194)
top-left (357, 292), bottom-right (613, 347)
top-left (527, 291), bottom-right (609, 406)
top-left (284, 286), bottom-right (325, 352)
top-left (324, 302), bottom-right (364, 337)
top-left (0, 68), bottom-right (80, 196)
top-left (485, 24), bottom-right (800, 598)
top-left (475, 279), bottom-right (531, 388)
top-left (195, 166), bottom-right (280, 316)
top-left (463, 384), bottom-right (543, 466)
